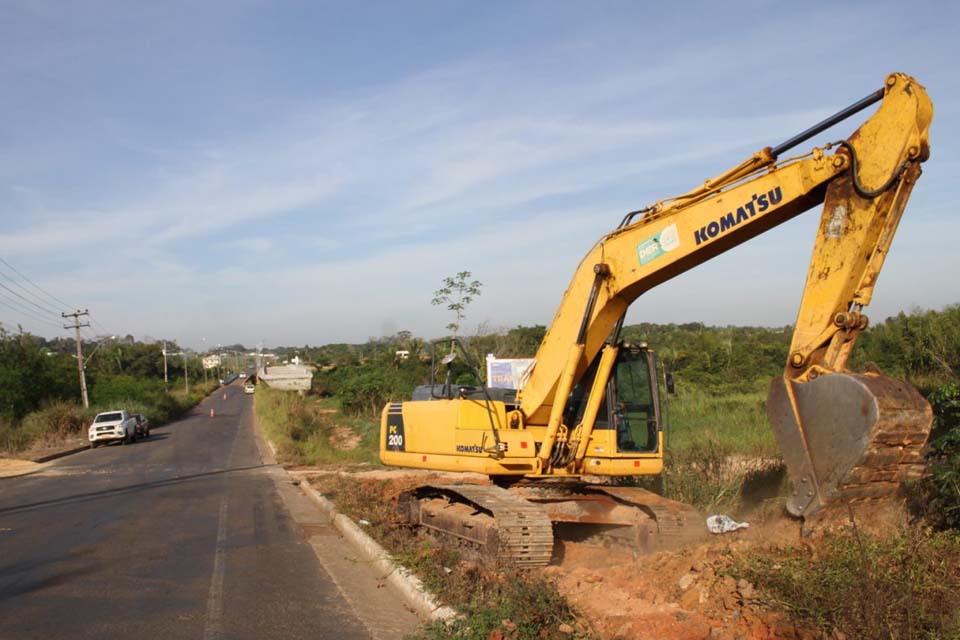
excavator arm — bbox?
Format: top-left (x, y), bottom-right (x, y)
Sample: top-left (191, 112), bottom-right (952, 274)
top-left (518, 73), bottom-right (933, 515)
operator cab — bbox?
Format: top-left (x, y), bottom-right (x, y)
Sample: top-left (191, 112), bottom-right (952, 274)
top-left (564, 342), bottom-right (664, 453)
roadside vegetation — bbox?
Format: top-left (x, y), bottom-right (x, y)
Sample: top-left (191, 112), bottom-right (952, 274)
top-left (313, 475), bottom-right (591, 640)
top-left (254, 387), bottom-right (378, 465)
top-left (734, 526), bottom-right (960, 638)
top-left (0, 328), bottom-right (227, 453)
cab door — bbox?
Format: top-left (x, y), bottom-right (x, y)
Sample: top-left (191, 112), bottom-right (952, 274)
top-left (609, 346), bottom-right (661, 453)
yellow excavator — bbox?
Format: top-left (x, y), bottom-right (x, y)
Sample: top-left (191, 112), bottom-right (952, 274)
top-left (380, 72), bottom-right (934, 567)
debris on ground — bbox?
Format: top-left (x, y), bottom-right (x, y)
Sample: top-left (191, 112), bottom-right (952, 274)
top-left (707, 515), bottom-right (750, 534)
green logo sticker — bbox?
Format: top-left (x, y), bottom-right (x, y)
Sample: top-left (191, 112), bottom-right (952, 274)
top-left (637, 224), bottom-right (680, 266)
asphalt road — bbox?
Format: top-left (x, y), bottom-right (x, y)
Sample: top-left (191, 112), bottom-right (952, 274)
top-left (0, 385), bottom-right (403, 640)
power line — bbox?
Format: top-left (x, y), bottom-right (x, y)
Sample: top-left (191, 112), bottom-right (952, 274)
top-left (0, 258), bottom-right (122, 339)
top-left (0, 290), bottom-right (61, 325)
top-left (0, 266), bottom-right (67, 316)
top-left (0, 280), bottom-right (61, 317)
top-left (90, 317), bottom-right (116, 338)
top-left (0, 314), bottom-right (63, 332)
top-left (0, 256), bottom-right (75, 310)
top-left (0, 297), bottom-right (65, 330)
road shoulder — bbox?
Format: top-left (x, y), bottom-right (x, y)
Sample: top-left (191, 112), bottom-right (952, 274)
top-left (249, 398), bottom-right (423, 640)
top-left (0, 458), bottom-right (45, 479)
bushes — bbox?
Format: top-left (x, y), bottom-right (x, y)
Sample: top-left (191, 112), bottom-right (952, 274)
top-left (0, 380), bottom-right (219, 453)
top-left (0, 330), bottom-right (77, 421)
top-left (89, 375), bottom-right (166, 406)
top-left (0, 401), bottom-right (94, 452)
top-left (20, 401), bottom-right (94, 441)
top-left (413, 569), bottom-right (589, 640)
top-left (736, 527), bottom-right (960, 639)
top-left (255, 387), bottom-right (379, 465)
top-left (906, 383), bottom-right (960, 530)
top-left (328, 358), bottom-right (430, 417)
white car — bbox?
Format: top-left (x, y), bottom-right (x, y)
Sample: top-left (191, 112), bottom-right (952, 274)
top-left (244, 382), bottom-right (255, 394)
top-left (88, 410), bottom-right (138, 447)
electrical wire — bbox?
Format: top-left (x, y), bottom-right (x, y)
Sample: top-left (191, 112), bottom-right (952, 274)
top-left (0, 288), bottom-right (59, 323)
top-left (0, 265), bottom-right (67, 315)
top-left (0, 297), bottom-right (65, 330)
top-left (0, 259), bottom-right (124, 342)
top-left (0, 280), bottom-right (61, 317)
top-left (90, 318), bottom-right (116, 339)
top-left (0, 256), bottom-right (75, 310)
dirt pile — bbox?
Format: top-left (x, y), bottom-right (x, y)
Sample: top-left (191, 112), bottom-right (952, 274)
top-left (548, 532), bottom-right (822, 640)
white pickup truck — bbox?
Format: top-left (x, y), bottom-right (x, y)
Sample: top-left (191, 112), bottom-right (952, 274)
top-left (88, 410), bottom-right (138, 447)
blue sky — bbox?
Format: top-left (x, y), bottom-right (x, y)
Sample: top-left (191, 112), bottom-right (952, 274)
top-left (1, 1), bottom-right (958, 349)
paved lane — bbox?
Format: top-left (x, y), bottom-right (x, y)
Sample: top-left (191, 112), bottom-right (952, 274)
top-left (0, 385), bottom-right (377, 640)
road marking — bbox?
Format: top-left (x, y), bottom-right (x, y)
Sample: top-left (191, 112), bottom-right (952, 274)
top-left (203, 407), bottom-right (242, 639)
top-left (203, 497), bottom-right (229, 640)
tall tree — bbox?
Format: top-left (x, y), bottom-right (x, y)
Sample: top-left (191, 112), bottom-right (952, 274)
top-left (431, 271), bottom-right (482, 340)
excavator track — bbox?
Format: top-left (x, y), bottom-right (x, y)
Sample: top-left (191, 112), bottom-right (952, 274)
top-left (514, 483), bottom-right (708, 553)
top-left (401, 482), bottom-right (709, 568)
top-left (401, 484), bottom-right (555, 568)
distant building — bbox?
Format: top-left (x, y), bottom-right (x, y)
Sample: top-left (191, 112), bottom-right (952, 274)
top-left (202, 355), bottom-right (222, 370)
top-left (258, 363), bottom-right (315, 392)
top-left (395, 350), bottom-right (410, 361)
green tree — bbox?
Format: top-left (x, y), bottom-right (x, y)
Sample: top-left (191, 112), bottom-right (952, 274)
top-left (0, 329), bottom-right (76, 420)
top-left (431, 271), bottom-right (482, 339)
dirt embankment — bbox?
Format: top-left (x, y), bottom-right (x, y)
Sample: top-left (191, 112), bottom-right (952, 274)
top-left (548, 523), bottom-right (808, 640)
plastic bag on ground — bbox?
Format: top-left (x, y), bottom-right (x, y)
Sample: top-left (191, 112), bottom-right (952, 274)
top-left (706, 514), bottom-right (750, 534)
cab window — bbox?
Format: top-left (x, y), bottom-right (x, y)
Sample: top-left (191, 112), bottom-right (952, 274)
top-left (611, 355), bottom-right (658, 453)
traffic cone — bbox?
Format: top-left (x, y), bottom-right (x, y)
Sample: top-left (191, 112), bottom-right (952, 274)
top-left (209, 408), bottom-right (215, 418)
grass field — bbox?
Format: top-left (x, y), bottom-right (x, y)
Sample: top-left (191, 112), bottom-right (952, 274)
top-left (667, 382), bottom-right (778, 458)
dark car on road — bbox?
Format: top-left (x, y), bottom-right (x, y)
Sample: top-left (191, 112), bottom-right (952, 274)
top-left (132, 414), bottom-right (150, 439)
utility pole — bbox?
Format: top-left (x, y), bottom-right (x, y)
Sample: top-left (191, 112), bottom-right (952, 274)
top-left (164, 347), bottom-right (188, 394)
top-left (162, 342), bottom-right (169, 389)
top-left (63, 310), bottom-right (91, 408)
top-left (201, 337), bottom-right (208, 386)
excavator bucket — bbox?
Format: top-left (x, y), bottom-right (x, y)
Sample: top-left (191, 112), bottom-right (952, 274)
top-left (768, 371), bottom-right (932, 518)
